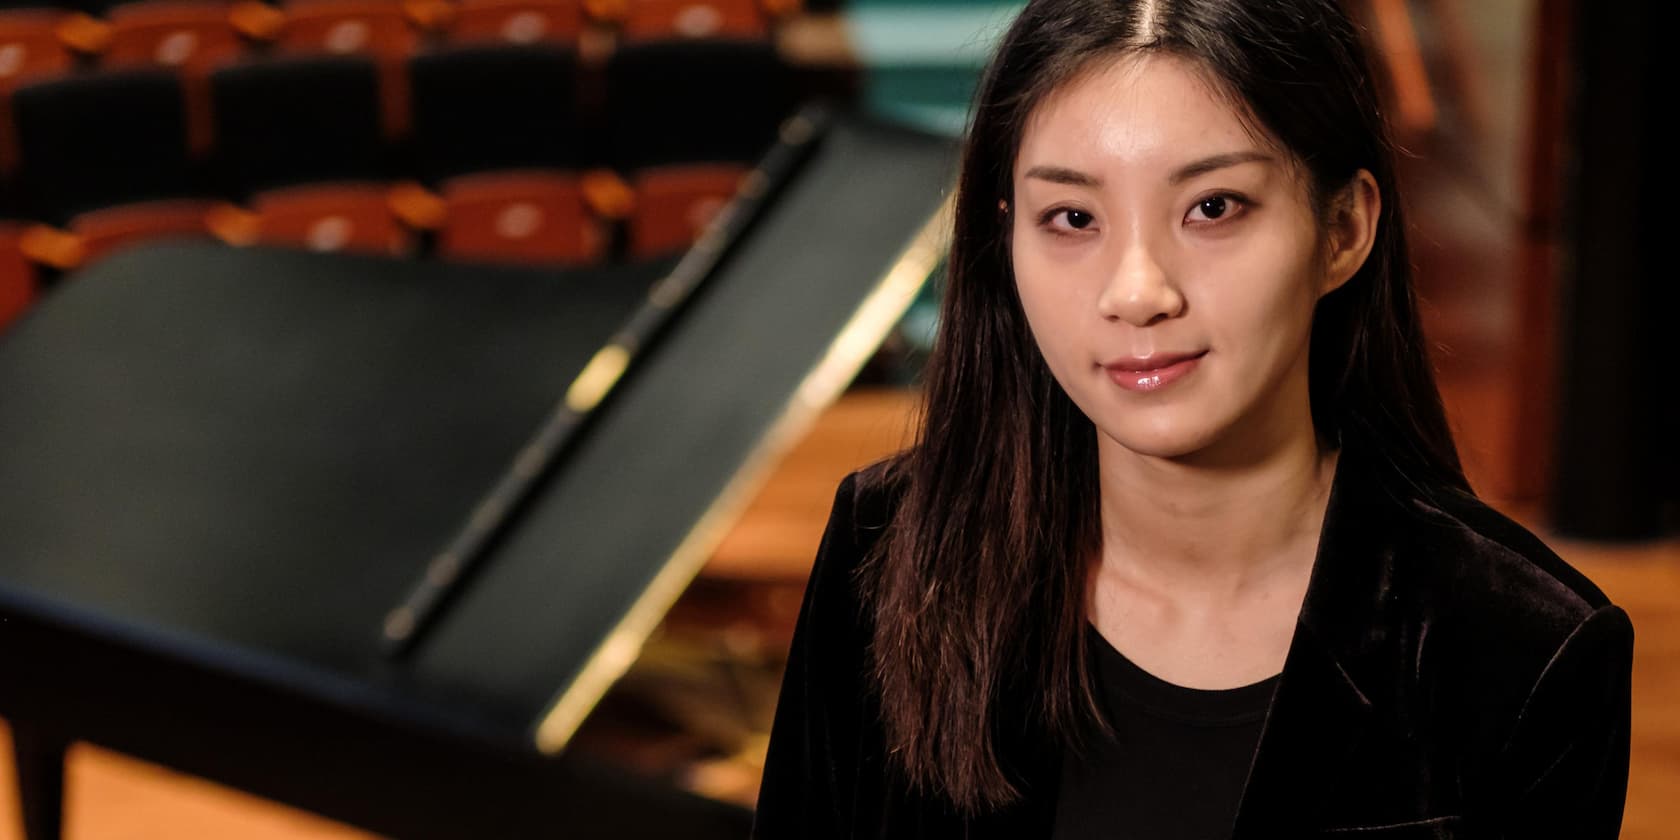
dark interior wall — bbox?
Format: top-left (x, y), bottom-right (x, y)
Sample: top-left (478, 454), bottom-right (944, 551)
top-left (1550, 0), bottom-right (1667, 539)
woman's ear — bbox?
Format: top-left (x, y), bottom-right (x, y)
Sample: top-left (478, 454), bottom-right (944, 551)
top-left (1321, 169), bottom-right (1381, 297)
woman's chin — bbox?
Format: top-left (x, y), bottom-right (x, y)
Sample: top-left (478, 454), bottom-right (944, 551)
top-left (1093, 419), bottom-right (1225, 462)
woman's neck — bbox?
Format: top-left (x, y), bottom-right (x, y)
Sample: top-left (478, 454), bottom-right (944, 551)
top-left (1093, 426), bottom-right (1339, 602)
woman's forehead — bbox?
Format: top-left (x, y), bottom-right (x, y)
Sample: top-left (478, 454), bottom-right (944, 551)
top-left (1015, 52), bottom-right (1279, 180)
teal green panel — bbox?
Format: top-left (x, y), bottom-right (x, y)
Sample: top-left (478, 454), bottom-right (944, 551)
top-left (844, 2), bottom-right (1025, 136)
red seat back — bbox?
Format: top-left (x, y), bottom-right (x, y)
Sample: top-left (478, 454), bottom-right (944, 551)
top-left (1, 11), bottom-right (75, 171)
top-left (628, 163), bottom-right (743, 258)
top-left (105, 2), bottom-right (244, 71)
top-left (276, 0), bottom-right (417, 135)
top-left (621, 0), bottom-right (766, 40)
top-left (438, 170), bottom-right (600, 264)
top-left (452, 0), bottom-right (584, 45)
top-left (250, 182), bottom-right (409, 255)
top-left (69, 199), bottom-right (218, 264)
top-left (0, 11), bottom-right (73, 90)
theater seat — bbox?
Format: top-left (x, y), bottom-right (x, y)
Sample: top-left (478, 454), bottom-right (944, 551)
top-left (435, 170), bottom-right (600, 264)
top-left (104, 1), bottom-right (243, 70)
top-left (602, 38), bottom-right (793, 172)
top-left (0, 220), bottom-right (35, 330)
top-left (627, 163), bottom-right (741, 258)
top-left (1, 200), bottom-right (216, 275)
top-left (619, 0), bottom-right (765, 40)
top-left (275, 0), bottom-right (418, 136)
top-left (276, 0), bottom-right (415, 57)
top-left (0, 11), bottom-right (72, 88)
top-left (244, 182), bottom-right (409, 255)
top-left (0, 10), bottom-right (74, 172)
top-left (69, 198), bottom-right (217, 263)
top-left (104, 1), bottom-right (244, 153)
top-left (11, 68), bottom-right (205, 225)
top-left (408, 44), bottom-right (582, 181)
top-left (449, 0), bottom-right (583, 45)
top-left (210, 54), bottom-right (390, 195)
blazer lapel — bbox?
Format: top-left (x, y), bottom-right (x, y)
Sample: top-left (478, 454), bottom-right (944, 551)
top-left (1229, 622), bottom-right (1374, 838)
top-left (1230, 441), bottom-right (1400, 839)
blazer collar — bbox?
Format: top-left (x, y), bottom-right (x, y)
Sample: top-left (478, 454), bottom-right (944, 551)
top-left (1230, 439), bottom-right (1402, 838)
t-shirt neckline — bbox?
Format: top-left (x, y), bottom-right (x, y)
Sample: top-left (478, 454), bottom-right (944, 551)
top-left (1085, 623), bottom-right (1280, 726)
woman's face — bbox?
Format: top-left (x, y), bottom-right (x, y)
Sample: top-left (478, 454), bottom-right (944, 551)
top-left (1010, 53), bottom-right (1361, 464)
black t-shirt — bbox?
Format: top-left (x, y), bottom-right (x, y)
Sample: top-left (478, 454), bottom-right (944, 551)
top-left (1052, 624), bottom-right (1280, 840)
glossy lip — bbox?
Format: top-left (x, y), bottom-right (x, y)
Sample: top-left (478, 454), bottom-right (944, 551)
top-left (1102, 350), bottom-right (1207, 392)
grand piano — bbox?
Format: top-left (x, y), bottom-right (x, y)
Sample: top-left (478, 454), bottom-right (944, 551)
top-left (0, 108), bottom-right (954, 837)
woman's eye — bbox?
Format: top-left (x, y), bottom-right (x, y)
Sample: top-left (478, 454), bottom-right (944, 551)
top-left (1185, 194), bottom-right (1247, 224)
top-left (1042, 208), bottom-right (1096, 233)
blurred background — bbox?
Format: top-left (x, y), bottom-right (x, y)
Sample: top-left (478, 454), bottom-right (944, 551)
top-left (0, 0), bottom-right (1671, 836)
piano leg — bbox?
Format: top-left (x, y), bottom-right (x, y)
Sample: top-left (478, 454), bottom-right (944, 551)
top-left (12, 726), bottom-right (66, 840)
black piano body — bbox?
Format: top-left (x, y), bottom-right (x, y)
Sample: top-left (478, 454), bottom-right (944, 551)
top-left (0, 112), bottom-right (954, 838)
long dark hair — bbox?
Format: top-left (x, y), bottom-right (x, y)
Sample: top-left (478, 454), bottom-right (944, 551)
top-left (858, 0), bottom-right (1470, 815)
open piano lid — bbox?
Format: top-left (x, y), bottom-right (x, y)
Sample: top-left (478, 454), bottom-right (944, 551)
top-left (390, 107), bottom-right (958, 754)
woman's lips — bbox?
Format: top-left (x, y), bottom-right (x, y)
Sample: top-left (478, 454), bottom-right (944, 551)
top-left (1103, 350), bottom-right (1207, 392)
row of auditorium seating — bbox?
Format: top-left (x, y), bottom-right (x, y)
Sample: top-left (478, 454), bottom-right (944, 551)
top-left (1, 160), bottom-right (763, 327)
top-left (3, 0), bottom-right (796, 160)
top-left (0, 0), bottom-right (799, 87)
top-left (1, 163), bottom-right (741, 265)
top-left (0, 38), bottom-right (805, 333)
top-left (4, 40), bottom-right (794, 205)
top-left (0, 0), bottom-right (817, 19)
top-left (0, 0), bottom-right (803, 185)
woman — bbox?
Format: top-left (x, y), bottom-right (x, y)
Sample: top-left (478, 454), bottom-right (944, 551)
top-left (754, 0), bottom-right (1633, 837)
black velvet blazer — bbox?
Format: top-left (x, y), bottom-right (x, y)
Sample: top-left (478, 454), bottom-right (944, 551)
top-left (752, 442), bottom-right (1634, 838)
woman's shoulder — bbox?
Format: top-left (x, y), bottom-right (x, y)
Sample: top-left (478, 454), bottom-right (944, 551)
top-left (1383, 490), bottom-right (1633, 827)
top-left (1392, 487), bottom-right (1631, 685)
top-left (823, 451), bottom-right (913, 562)
top-left (1402, 489), bottom-right (1618, 617)
top-left (795, 452), bottom-right (912, 627)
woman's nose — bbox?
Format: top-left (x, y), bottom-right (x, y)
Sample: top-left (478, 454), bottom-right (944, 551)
top-left (1095, 238), bottom-right (1184, 327)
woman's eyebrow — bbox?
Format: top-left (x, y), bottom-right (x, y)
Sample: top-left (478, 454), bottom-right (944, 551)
top-left (1023, 165), bottom-right (1102, 187)
top-left (1023, 151), bottom-right (1273, 189)
top-left (1167, 150), bottom-right (1273, 185)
